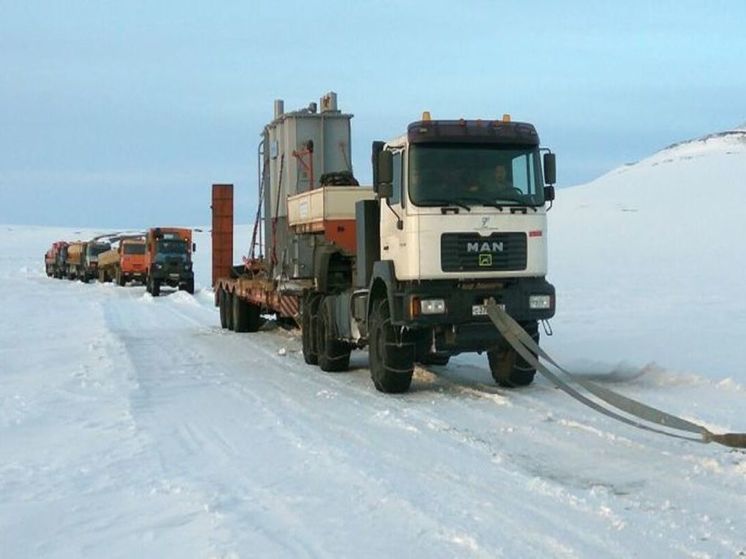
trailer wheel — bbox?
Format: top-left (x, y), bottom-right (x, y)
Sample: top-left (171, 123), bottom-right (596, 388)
top-left (224, 291), bottom-right (235, 330)
top-left (219, 288), bottom-right (229, 329)
top-left (302, 294), bottom-right (322, 365)
top-left (232, 293), bottom-right (251, 333)
top-left (488, 321), bottom-right (538, 387)
top-left (247, 304), bottom-right (262, 332)
top-left (315, 297), bottom-right (351, 372)
top-left (368, 298), bottom-right (414, 393)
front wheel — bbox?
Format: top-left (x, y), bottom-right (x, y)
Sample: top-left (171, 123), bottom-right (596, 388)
top-left (487, 321), bottom-right (538, 387)
top-left (183, 278), bottom-right (195, 294)
top-left (368, 299), bottom-right (414, 393)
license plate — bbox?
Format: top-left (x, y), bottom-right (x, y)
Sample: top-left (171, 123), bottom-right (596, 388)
top-left (472, 303), bottom-right (504, 316)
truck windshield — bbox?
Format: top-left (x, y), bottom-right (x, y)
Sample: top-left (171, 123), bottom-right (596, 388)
top-left (87, 243), bottom-right (110, 257)
top-left (123, 244), bottom-right (146, 255)
top-left (157, 240), bottom-right (187, 255)
top-left (409, 144), bottom-right (544, 207)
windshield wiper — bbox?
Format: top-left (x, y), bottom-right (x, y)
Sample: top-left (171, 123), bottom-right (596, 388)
top-left (419, 198), bottom-right (471, 212)
top-left (455, 196), bottom-right (505, 210)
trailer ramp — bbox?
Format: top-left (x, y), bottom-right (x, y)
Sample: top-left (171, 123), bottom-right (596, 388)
top-left (484, 299), bottom-right (746, 449)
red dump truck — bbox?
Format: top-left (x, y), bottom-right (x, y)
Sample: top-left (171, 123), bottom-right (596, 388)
top-left (45, 241), bottom-right (68, 278)
top-left (98, 238), bottom-right (147, 285)
top-left (212, 92), bottom-right (557, 393)
top-left (144, 227), bottom-right (195, 296)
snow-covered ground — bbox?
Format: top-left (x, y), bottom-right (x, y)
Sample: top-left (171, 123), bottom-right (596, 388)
top-left (1, 129), bottom-right (746, 557)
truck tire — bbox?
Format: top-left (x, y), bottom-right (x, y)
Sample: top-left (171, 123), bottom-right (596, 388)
top-left (151, 277), bottom-right (161, 297)
top-left (488, 321), bottom-right (538, 387)
top-left (302, 294), bottom-right (322, 365)
top-left (116, 269), bottom-right (125, 286)
top-left (183, 278), bottom-right (195, 294)
top-left (368, 298), bottom-right (414, 393)
top-left (219, 288), bottom-right (229, 329)
top-left (315, 296), bottom-right (351, 372)
top-left (232, 293), bottom-right (251, 333)
top-left (224, 291), bottom-right (235, 330)
top-left (246, 301), bottom-right (262, 333)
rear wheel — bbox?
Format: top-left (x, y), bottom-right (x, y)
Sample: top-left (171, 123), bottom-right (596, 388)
top-left (315, 296), bottom-right (351, 372)
top-left (301, 293), bottom-right (322, 365)
top-left (488, 321), bottom-right (538, 387)
top-left (225, 291), bottom-right (235, 330)
top-left (368, 298), bottom-right (413, 393)
top-left (232, 293), bottom-right (251, 333)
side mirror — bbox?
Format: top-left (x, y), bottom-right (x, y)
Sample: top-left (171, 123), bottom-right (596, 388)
top-left (543, 152), bottom-right (556, 185)
top-left (376, 150), bottom-right (393, 197)
top-left (544, 185), bottom-right (555, 202)
top-left (192, 243), bottom-right (196, 253)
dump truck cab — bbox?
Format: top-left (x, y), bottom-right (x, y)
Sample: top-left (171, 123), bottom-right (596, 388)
top-left (81, 241), bottom-right (111, 282)
top-left (145, 227), bottom-right (195, 296)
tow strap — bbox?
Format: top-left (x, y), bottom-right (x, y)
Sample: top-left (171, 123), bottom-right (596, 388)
top-left (485, 300), bottom-right (746, 449)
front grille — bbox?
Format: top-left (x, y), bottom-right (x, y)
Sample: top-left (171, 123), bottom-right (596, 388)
top-left (441, 232), bottom-right (527, 272)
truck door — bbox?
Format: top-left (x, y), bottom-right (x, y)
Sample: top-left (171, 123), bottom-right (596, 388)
top-left (379, 150), bottom-right (406, 270)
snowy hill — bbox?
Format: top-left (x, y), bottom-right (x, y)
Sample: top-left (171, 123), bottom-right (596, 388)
top-left (549, 127), bottom-right (746, 384)
top-left (2, 130), bottom-right (746, 557)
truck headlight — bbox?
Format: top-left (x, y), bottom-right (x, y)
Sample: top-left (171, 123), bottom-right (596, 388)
top-left (420, 299), bottom-right (446, 315)
top-left (529, 295), bottom-right (552, 310)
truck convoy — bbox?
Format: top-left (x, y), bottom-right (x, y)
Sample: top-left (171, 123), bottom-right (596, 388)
top-left (144, 227), bottom-right (195, 296)
top-left (44, 229), bottom-right (195, 296)
top-left (213, 92), bottom-right (557, 393)
top-left (98, 238), bottom-right (147, 286)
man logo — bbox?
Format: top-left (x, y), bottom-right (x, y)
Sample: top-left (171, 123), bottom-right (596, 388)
top-left (467, 241), bottom-right (504, 253)
top-left (478, 253), bottom-right (493, 267)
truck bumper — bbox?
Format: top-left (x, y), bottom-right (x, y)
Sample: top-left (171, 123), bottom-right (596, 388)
top-left (392, 277), bottom-right (555, 354)
top-left (150, 270), bottom-right (194, 287)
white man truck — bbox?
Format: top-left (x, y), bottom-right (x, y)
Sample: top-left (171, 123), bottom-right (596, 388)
top-left (213, 92), bottom-right (557, 393)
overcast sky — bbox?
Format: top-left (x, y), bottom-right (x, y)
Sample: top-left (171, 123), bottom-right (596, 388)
top-left (1, 0), bottom-right (745, 230)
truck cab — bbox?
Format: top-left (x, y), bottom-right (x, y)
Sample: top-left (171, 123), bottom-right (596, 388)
top-left (145, 227), bottom-right (195, 296)
top-left (81, 241), bottom-right (111, 282)
top-left (351, 116), bottom-right (558, 392)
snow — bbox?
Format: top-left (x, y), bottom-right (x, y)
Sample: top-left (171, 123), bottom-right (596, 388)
top-left (2, 131), bottom-right (746, 557)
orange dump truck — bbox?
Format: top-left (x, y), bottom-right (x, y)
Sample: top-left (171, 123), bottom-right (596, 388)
top-left (97, 238), bottom-right (147, 286)
top-left (144, 227), bottom-right (195, 296)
